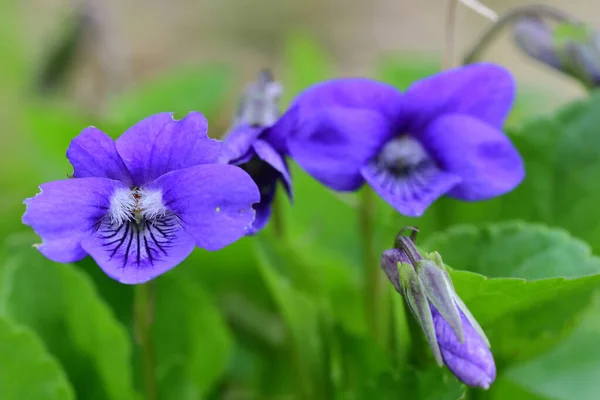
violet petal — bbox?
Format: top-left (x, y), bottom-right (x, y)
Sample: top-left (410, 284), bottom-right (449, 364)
top-left (116, 112), bottom-right (221, 186)
top-left (287, 107), bottom-right (394, 191)
top-left (418, 114), bottom-right (524, 201)
top-left (22, 177), bottom-right (126, 263)
top-left (432, 304), bottom-right (496, 389)
top-left (148, 164), bottom-right (260, 251)
top-left (67, 127), bottom-right (132, 184)
top-left (405, 63), bottom-right (515, 131)
top-left (360, 158), bottom-right (461, 217)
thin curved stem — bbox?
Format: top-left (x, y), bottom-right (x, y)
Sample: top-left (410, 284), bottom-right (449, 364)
top-left (462, 4), bottom-right (580, 65)
top-left (443, 0), bottom-right (459, 70)
top-left (134, 282), bottom-right (157, 400)
top-left (360, 187), bottom-right (386, 346)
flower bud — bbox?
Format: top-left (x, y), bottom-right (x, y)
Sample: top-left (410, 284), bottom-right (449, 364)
top-left (233, 69), bottom-right (283, 128)
top-left (513, 17), bottom-right (600, 88)
top-left (380, 228), bottom-right (496, 388)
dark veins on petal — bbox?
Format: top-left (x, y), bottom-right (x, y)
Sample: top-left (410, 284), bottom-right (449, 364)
top-left (367, 135), bottom-right (444, 196)
top-left (95, 213), bottom-right (181, 270)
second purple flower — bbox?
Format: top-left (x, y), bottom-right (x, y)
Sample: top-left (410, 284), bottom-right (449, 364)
top-left (272, 63), bottom-right (525, 217)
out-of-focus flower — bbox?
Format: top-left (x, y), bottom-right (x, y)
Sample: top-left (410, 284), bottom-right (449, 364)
top-left (272, 64), bottom-right (524, 217)
top-left (381, 229), bottom-right (495, 388)
top-left (513, 17), bottom-right (600, 88)
top-left (220, 70), bottom-right (292, 234)
top-left (23, 112), bottom-right (260, 284)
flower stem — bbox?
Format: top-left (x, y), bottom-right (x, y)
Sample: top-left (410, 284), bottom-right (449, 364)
top-left (360, 187), bottom-right (387, 347)
top-left (404, 304), bottom-right (430, 369)
top-left (271, 189), bottom-right (287, 238)
top-left (134, 282), bottom-right (157, 400)
top-left (442, 0), bottom-right (459, 70)
top-left (462, 4), bottom-right (579, 64)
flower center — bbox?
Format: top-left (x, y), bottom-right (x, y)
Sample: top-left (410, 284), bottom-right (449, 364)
top-left (109, 187), bottom-right (167, 226)
top-left (375, 136), bottom-right (434, 177)
top-left (240, 157), bottom-right (278, 198)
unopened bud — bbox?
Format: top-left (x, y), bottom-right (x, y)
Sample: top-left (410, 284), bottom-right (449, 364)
top-left (380, 227), bottom-right (496, 389)
top-left (233, 69), bottom-right (283, 128)
top-left (513, 17), bottom-right (600, 88)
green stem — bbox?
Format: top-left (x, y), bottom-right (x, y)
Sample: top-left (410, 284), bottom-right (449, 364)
top-left (271, 189), bottom-right (286, 238)
top-left (359, 187), bottom-right (387, 347)
top-left (462, 4), bottom-right (579, 64)
top-left (442, 0), bottom-right (459, 69)
top-left (134, 283), bottom-right (157, 400)
top-left (404, 304), bottom-right (431, 369)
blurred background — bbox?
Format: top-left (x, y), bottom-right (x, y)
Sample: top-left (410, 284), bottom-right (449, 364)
top-left (3, 0), bottom-right (595, 227)
top-left (2, 0), bottom-right (600, 399)
top-left (2, 0), bottom-right (596, 214)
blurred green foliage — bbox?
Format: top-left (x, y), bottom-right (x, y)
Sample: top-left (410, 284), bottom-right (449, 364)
top-left (2, 12), bottom-right (600, 400)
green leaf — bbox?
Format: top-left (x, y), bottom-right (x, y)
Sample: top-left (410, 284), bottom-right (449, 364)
top-left (487, 378), bottom-right (547, 400)
top-left (423, 221), bottom-right (600, 280)
top-left (282, 162), bottom-right (362, 269)
top-left (0, 234), bottom-right (136, 400)
top-left (422, 222), bottom-right (600, 364)
top-left (254, 234), bottom-right (330, 398)
top-left (0, 316), bottom-right (74, 399)
top-left (153, 271), bottom-right (233, 398)
top-left (504, 93), bottom-right (600, 243)
top-left (411, 367), bottom-right (465, 400)
top-left (107, 65), bottom-right (233, 132)
top-left (500, 293), bottom-right (600, 400)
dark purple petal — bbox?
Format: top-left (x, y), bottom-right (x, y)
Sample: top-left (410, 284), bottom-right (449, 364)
top-left (234, 152), bottom-right (283, 235)
top-left (253, 139), bottom-right (292, 199)
top-left (361, 159), bottom-right (461, 217)
top-left (247, 186), bottom-right (275, 236)
top-left (22, 178), bottom-right (126, 263)
top-left (419, 114), bottom-right (524, 201)
top-left (432, 304), bottom-right (496, 389)
top-left (67, 127), bottom-right (132, 184)
top-left (266, 78), bottom-right (406, 153)
top-left (81, 216), bottom-right (196, 284)
top-left (220, 125), bottom-right (264, 164)
top-left (116, 112), bottom-right (221, 186)
top-left (287, 107), bottom-right (394, 191)
top-left (290, 78), bottom-right (405, 119)
top-left (149, 164), bottom-right (260, 250)
top-left (405, 63), bottom-right (515, 131)
top-left (263, 109), bottom-right (295, 154)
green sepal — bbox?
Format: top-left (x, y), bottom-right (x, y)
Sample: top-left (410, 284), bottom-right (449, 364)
top-left (426, 252), bottom-right (491, 348)
top-left (398, 262), bottom-right (443, 366)
top-left (418, 253), bottom-right (464, 343)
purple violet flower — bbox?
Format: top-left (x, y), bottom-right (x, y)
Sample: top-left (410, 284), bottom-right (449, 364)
top-left (220, 70), bottom-right (292, 234)
top-left (274, 63), bottom-right (525, 217)
top-left (23, 112), bottom-right (260, 284)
